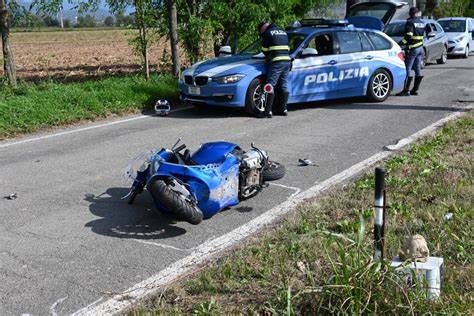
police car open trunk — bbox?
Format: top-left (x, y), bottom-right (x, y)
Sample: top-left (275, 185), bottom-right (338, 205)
top-left (346, 1), bottom-right (409, 31)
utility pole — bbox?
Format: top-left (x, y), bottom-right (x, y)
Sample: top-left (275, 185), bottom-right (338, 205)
top-left (59, 9), bottom-right (64, 29)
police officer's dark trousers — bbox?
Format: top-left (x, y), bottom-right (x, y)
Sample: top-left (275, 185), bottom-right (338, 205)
top-left (400, 47), bottom-right (424, 95)
top-left (265, 61), bottom-right (291, 116)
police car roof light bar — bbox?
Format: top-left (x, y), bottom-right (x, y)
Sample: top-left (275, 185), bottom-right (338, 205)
top-left (300, 18), bottom-right (349, 28)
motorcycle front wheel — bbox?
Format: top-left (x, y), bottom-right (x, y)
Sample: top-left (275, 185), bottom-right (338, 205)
top-left (263, 161), bottom-right (286, 182)
top-left (147, 179), bottom-right (203, 225)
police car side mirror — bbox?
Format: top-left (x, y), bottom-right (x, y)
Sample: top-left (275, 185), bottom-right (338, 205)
top-left (300, 47), bottom-right (318, 58)
top-left (427, 31), bottom-right (436, 38)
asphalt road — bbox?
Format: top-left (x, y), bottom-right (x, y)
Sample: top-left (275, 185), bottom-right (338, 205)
top-left (1, 57), bottom-right (473, 315)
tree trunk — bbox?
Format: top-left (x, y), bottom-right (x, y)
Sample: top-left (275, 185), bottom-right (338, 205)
top-left (141, 25), bottom-right (150, 80)
top-left (135, 0), bottom-right (149, 80)
top-left (166, 0), bottom-right (180, 77)
top-left (0, 0), bottom-right (17, 86)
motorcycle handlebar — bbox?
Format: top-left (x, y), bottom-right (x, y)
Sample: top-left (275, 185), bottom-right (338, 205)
top-left (173, 144), bottom-right (186, 153)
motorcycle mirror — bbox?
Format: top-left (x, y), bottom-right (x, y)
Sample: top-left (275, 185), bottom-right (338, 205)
top-left (171, 138), bottom-right (182, 150)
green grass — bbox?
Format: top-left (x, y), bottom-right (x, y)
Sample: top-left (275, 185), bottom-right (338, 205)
top-left (132, 113), bottom-right (473, 315)
top-left (0, 74), bottom-right (178, 139)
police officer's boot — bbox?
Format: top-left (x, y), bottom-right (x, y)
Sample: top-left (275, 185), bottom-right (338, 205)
top-left (264, 92), bottom-right (275, 118)
top-left (397, 76), bottom-right (413, 96)
top-left (275, 92), bottom-right (289, 116)
top-left (410, 76), bottom-right (423, 96)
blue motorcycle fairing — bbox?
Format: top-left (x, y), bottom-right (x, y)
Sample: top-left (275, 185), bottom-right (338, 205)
top-left (146, 144), bottom-right (240, 218)
top-left (191, 141), bottom-right (240, 165)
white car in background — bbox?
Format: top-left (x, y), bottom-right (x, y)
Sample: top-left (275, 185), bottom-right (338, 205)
top-left (437, 17), bottom-right (474, 58)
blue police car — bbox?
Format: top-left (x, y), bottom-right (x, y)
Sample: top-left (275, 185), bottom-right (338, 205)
top-left (179, 18), bottom-right (407, 116)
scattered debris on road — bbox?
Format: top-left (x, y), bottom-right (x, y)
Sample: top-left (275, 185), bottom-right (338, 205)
top-left (4, 193), bottom-right (18, 200)
top-left (298, 158), bottom-right (315, 166)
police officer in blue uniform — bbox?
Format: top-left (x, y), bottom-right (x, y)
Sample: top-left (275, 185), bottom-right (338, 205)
top-left (258, 22), bottom-right (292, 117)
top-left (397, 7), bottom-right (425, 96)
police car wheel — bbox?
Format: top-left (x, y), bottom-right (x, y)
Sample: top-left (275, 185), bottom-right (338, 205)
top-left (367, 69), bottom-right (391, 102)
top-left (245, 78), bottom-right (266, 116)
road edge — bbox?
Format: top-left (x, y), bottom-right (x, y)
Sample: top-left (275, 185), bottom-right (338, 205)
top-left (73, 106), bottom-right (471, 316)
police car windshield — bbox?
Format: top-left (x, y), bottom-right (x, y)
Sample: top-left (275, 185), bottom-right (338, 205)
top-left (239, 33), bottom-right (306, 55)
top-left (385, 23), bottom-right (405, 37)
top-left (438, 20), bottom-right (466, 32)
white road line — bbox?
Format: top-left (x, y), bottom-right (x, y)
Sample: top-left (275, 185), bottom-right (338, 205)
top-left (131, 239), bottom-right (195, 252)
top-left (269, 182), bottom-right (302, 197)
top-left (50, 296), bottom-right (68, 316)
top-left (73, 108), bottom-right (469, 316)
top-left (71, 298), bottom-right (104, 316)
top-left (0, 106), bottom-right (193, 149)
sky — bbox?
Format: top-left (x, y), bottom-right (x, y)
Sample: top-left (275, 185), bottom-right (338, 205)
top-left (19, 0), bottom-right (133, 19)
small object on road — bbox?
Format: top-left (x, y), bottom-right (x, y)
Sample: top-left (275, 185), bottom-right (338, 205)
top-left (444, 212), bottom-right (453, 221)
top-left (154, 100), bottom-right (171, 116)
top-left (4, 193), bottom-right (18, 200)
top-left (298, 158), bottom-right (314, 166)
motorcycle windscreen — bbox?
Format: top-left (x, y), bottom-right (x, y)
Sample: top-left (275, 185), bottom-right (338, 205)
top-left (346, 1), bottom-right (409, 28)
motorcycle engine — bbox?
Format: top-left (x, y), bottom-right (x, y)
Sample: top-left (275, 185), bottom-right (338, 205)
top-left (238, 149), bottom-right (267, 199)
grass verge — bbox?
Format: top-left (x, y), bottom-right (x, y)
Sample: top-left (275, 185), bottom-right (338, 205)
top-left (132, 112), bottom-right (473, 314)
top-left (0, 74), bottom-right (178, 139)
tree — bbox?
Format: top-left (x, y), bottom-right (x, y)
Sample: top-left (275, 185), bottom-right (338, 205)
top-left (41, 12), bottom-right (59, 26)
top-left (0, 0), bottom-right (16, 86)
top-left (77, 14), bottom-right (96, 27)
top-left (434, 0), bottom-right (470, 17)
top-left (172, 0), bottom-right (332, 62)
top-left (104, 15), bottom-right (114, 26)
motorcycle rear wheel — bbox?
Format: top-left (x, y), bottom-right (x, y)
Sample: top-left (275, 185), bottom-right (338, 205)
top-left (263, 161), bottom-right (286, 181)
top-left (147, 179), bottom-right (203, 225)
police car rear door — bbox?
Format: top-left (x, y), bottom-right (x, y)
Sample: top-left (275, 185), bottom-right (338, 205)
top-left (290, 32), bottom-right (339, 102)
top-left (333, 30), bottom-right (370, 96)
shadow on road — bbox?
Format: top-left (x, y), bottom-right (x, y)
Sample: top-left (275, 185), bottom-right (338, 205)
top-left (142, 96), bottom-right (467, 121)
top-left (84, 188), bottom-right (186, 240)
top-left (168, 106), bottom-right (247, 119)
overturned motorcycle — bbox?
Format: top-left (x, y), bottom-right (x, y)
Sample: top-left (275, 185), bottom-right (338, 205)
top-left (123, 140), bottom-right (285, 224)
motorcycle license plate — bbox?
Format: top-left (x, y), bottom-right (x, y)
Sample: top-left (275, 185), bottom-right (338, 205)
top-left (188, 86), bottom-right (200, 95)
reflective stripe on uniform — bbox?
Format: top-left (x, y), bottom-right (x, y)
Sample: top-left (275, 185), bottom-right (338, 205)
top-left (271, 56), bottom-right (291, 62)
top-left (408, 41), bottom-right (423, 49)
top-left (262, 45), bottom-right (290, 52)
top-left (411, 35), bottom-right (424, 40)
top-left (406, 32), bottom-right (413, 36)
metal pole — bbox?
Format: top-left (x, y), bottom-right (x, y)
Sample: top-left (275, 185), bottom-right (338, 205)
top-left (374, 167), bottom-right (385, 261)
